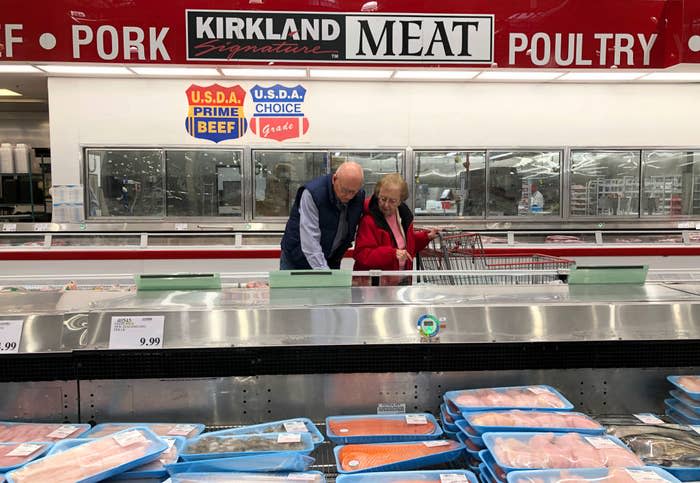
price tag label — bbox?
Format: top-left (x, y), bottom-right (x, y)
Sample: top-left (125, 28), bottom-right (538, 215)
top-left (625, 469), bottom-right (666, 482)
top-left (277, 433), bottom-right (301, 443)
top-left (2, 223), bottom-right (17, 232)
top-left (47, 425), bottom-right (78, 439)
top-left (440, 475), bottom-right (469, 483)
top-left (7, 443), bottom-right (42, 457)
top-left (167, 424), bottom-right (196, 436)
top-left (423, 440), bottom-right (450, 447)
top-left (174, 223), bottom-right (188, 231)
top-left (33, 223), bottom-right (49, 232)
top-left (109, 315), bottom-right (164, 350)
top-left (113, 430), bottom-right (147, 447)
top-left (377, 403), bottom-right (406, 415)
top-left (406, 414), bottom-right (428, 425)
top-left (634, 413), bottom-right (665, 425)
top-left (0, 319), bottom-right (23, 353)
top-left (283, 421), bottom-right (309, 433)
top-left (585, 436), bottom-right (619, 449)
top-left (287, 475), bottom-right (317, 481)
top-left (528, 386), bottom-right (551, 395)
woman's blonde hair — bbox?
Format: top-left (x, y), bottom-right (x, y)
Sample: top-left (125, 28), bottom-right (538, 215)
top-left (374, 173), bottom-right (409, 201)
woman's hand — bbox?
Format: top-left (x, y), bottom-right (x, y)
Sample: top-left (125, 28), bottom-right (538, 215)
top-left (427, 228), bottom-right (440, 240)
top-left (396, 249), bottom-right (413, 263)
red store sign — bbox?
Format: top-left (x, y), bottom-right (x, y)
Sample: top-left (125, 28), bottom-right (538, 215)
top-left (1, 0), bottom-right (699, 69)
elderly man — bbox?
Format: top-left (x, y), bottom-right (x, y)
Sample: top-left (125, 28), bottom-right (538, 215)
top-left (280, 162), bottom-right (365, 270)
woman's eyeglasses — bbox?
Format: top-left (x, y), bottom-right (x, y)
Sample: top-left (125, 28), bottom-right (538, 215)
top-left (378, 196), bottom-right (400, 206)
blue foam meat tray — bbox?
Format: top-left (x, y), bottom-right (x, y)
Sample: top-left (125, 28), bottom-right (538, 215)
top-left (0, 442), bottom-right (52, 472)
top-left (113, 436), bottom-right (186, 479)
top-left (667, 376), bottom-right (700, 402)
top-left (6, 426), bottom-right (168, 483)
top-left (506, 468), bottom-right (681, 483)
top-left (335, 469), bottom-right (478, 482)
top-left (665, 398), bottom-right (700, 424)
top-left (205, 418), bottom-right (324, 445)
top-left (443, 396), bottom-right (462, 419)
top-left (481, 449), bottom-right (508, 483)
top-left (457, 431), bottom-right (485, 457)
top-left (444, 386), bottom-right (574, 413)
top-left (670, 389), bottom-right (700, 411)
top-left (180, 432), bottom-right (315, 461)
top-left (480, 463), bottom-right (496, 483)
top-left (464, 411), bottom-right (604, 436)
top-left (455, 420), bottom-right (485, 447)
top-left (334, 440), bottom-right (465, 474)
top-left (325, 414), bottom-right (443, 444)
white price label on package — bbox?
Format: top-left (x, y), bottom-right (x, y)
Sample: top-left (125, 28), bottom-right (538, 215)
top-left (0, 319), bottom-right (23, 353)
top-left (283, 421), bottom-right (309, 433)
top-left (625, 469), bottom-right (666, 482)
top-left (47, 425), bottom-right (78, 439)
top-left (423, 440), bottom-right (450, 447)
top-left (7, 443), bottom-right (42, 457)
top-left (406, 414), bottom-right (428, 425)
top-left (277, 433), bottom-right (302, 443)
top-left (2, 224), bottom-right (17, 232)
top-left (634, 413), bottom-right (665, 425)
top-left (168, 424), bottom-right (196, 436)
top-left (287, 475), bottom-right (317, 481)
top-left (113, 430), bottom-right (147, 447)
top-left (440, 475), bottom-right (469, 483)
top-left (584, 436), bottom-right (619, 449)
top-left (109, 315), bottom-right (164, 350)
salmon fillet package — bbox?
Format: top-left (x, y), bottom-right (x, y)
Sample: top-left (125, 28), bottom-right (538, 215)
top-left (0, 423), bottom-right (91, 443)
top-left (204, 418), bottom-right (324, 445)
top-left (181, 432), bottom-right (315, 461)
top-left (445, 386), bottom-right (574, 413)
top-left (5, 427), bottom-right (168, 483)
top-left (169, 471), bottom-right (326, 482)
top-left (336, 469), bottom-right (478, 482)
top-left (334, 439), bottom-right (464, 474)
top-left (483, 432), bottom-right (644, 472)
top-left (505, 467), bottom-right (681, 483)
top-left (81, 422), bottom-right (205, 439)
top-left (326, 414), bottom-right (443, 444)
top-left (463, 410), bottom-right (604, 435)
top-left (0, 442), bottom-right (52, 472)
top-left (668, 376), bottom-right (700, 401)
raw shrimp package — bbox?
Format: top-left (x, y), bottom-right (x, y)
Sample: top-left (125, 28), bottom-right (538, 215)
top-left (445, 386), bottom-right (574, 412)
top-left (181, 432), bottom-right (315, 461)
top-left (0, 442), bottom-right (52, 472)
top-left (667, 376), bottom-right (700, 401)
top-left (166, 452), bottom-right (314, 474)
top-left (464, 410), bottom-right (604, 435)
top-left (81, 422), bottom-right (205, 439)
top-left (169, 471), bottom-right (326, 482)
top-left (334, 439), bottom-right (465, 474)
top-left (482, 432), bottom-right (643, 472)
top-left (206, 418), bottom-right (324, 445)
top-left (326, 414), bottom-right (443, 444)
top-left (5, 426), bottom-right (168, 483)
top-left (336, 469), bottom-right (478, 482)
top-left (506, 467), bottom-right (681, 483)
top-left (0, 423), bottom-right (91, 443)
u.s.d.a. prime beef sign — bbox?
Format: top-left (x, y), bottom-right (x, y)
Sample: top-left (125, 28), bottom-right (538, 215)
top-left (186, 10), bottom-right (494, 63)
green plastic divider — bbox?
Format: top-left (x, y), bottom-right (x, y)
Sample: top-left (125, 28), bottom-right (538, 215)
top-left (135, 273), bottom-right (221, 291)
top-left (269, 270), bottom-right (352, 288)
top-left (568, 265), bottom-right (648, 285)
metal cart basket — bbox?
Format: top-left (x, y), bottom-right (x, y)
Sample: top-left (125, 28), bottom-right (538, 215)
top-left (418, 232), bottom-right (574, 285)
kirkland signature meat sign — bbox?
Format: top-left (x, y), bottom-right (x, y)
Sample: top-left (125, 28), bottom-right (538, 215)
top-left (185, 10), bottom-right (494, 63)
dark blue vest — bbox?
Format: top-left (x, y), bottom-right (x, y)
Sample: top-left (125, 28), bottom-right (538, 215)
top-left (281, 174), bottom-right (364, 269)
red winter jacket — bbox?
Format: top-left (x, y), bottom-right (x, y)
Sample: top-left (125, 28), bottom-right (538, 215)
top-left (353, 195), bottom-right (431, 271)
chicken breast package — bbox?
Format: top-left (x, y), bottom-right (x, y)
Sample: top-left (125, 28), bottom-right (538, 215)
top-left (0, 442), bottom-right (52, 472)
top-left (464, 410), bottom-right (604, 435)
top-left (169, 471), bottom-right (326, 482)
top-left (326, 414), bottom-right (443, 444)
top-left (81, 422), bottom-right (205, 439)
top-left (444, 386), bottom-right (574, 412)
top-left (5, 427), bottom-right (168, 483)
top-left (335, 469), bottom-right (478, 482)
top-left (668, 376), bottom-right (700, 400)
top-left (0, 423), bottom-right (91, 443)
top-left (483, 432), bottom-right (643, 472)
top-left (505, 467), bottom-right (681, 483)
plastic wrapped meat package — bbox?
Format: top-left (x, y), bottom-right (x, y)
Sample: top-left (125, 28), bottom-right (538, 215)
top-left (326, 414), bottom-right (443, 443)
top-left (0, 442), bottom-right (52, 472)
top-left (444, 386), bottom-right (573, 412)
top-left (334, 439), bottom-right (464, 473)
top-left (169, 472), bottom-right (326, 482)
top-left (0, 423), bottom-right (91, 443)
top-left (607, 423), bottom-right (700, 471)
top-left (335, 469), bottom-right (478, 482)
top-left (506, 467), bottom-right (681, 483)
top-left (82, 422), bottom-right (205, 439)
top-left (484, 432), bottom-right (643, 471)
top-left (465, 411), bottom-right (603, 435)
top-left (181, 433), bottom-right (314, 461)
top-left (206, 418), bottom-right (324, 445)
top-left (5, 427), bottom-right (168, 483)
top-left (668, 376), bottom-right (700, 398)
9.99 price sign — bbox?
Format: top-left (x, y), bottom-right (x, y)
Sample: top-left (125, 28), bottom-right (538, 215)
top-left (109, 315), bottom-right (165, 350)
top-left (0, 319), bottom-right (23, 354)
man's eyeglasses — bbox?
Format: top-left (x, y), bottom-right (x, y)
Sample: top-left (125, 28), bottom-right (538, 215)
top-left (378, 196), bottom-right (400, 206)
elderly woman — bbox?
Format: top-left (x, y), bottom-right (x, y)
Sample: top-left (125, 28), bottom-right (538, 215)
top-left (353, 173), bottom-right (438, 283)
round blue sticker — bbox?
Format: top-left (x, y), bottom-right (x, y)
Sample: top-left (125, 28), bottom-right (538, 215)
top-left (417, 314), bottom-right (440, 337)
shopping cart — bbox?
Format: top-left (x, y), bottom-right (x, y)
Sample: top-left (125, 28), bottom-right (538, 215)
top-left (417, 232), bottom-right (574, 285)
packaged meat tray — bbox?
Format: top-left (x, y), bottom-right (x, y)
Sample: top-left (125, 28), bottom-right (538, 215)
top-left (481, 449), bottom-right (507, 482)
top-left (0, 423), bottom-right (91, 443)
top-left (441, 404), bottom-right (456, 424)
top-left (667, 376), bottom-right (700, 401)
top-left (443, 397), bottom-right (462, 419)
top-left (206, 418), bottom-right (324, 445)
top-left (181, 432), bottom-right (315, 461)
top-left (335, 469), bottom-right (478, 482)
top-left (505, 467), bottom-right (681, 483)
top-left (113, 436), bottom-right (185, 479)
top-left (441, 415), bottom-right (459, 434)
top-left (81, 422), bottom-right (205, 439)
top-left (443, 427), bottom-right (459, 441)
top-left (464, 411), bottom-right (604, 435)
top-left (5, 426), bottom-right (168, 483)
top-left (169, 471), bottom-right (326, 482)
top-left (0, 442), bottom-right (52, 472)
top-left (482, 432), bottom-right (643, 472)
top-left (455, 420), bottom-right (485, 448)
top-left (481, 462), bottom-right (497, 483)
top-left (457, 432), bottom-right (484, 458)
top-left (334, 439), bottom-right (464, 474)
top-left (165, 452), bottom-right (314, 474)
top-left (444, 386), bottom-right (574, 412)
top-left (669, 389), bottom-right (700, 412)
top-left (326, 414), bottom-right (443, 444)
top-left (664, 399), bottom-right (700, 425)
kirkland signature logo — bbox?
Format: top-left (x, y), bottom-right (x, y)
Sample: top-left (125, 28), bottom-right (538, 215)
top-left (186, 10), bottom-right (494, 63)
